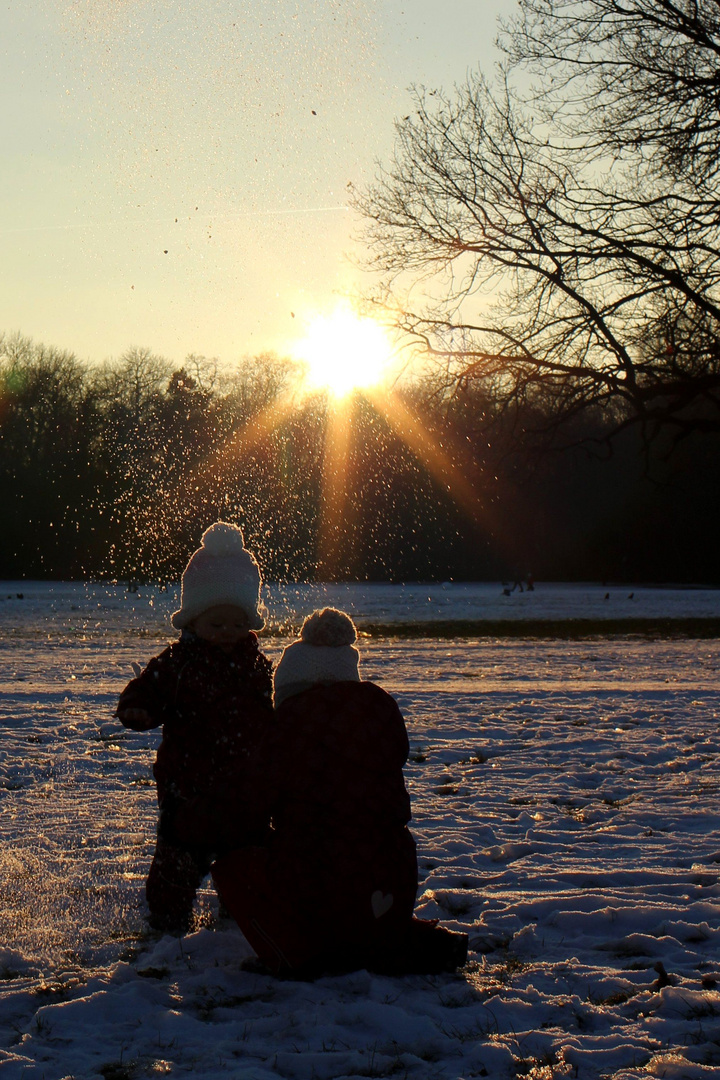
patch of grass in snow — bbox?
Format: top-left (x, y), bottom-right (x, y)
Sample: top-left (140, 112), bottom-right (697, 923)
top-left (458, 748), bottom-right (490, 764)
top-left (601, 795), bottom-right (629, 808)
top-left (586, 986), bottom-right (634, 1006)
top-left (438, 985), bottom-right (487, 1010)
top-left (99, 1061), bottom-right (139, 1080)
top-left (410, 1044), bottom-right (445, 1064)
top-left (192, 986), bottom-right (276, 1021)
top-left (513, 1049), bottom-right (559, 1079)
top-left (549, 797), bottom-right (587, 820)
top-left (367, 1047), bottom-right (410, 1078)
top-left (32, 980), bottom-right (71, 1000)
top-left (481, 948), bottom-right (529, 985)
top-left (32, 1012), bottom-right (52, 1036)
top-left (439, 1015), bottom-right (500, 1042)
top-left (685, 996), bottom-right (720, 1020)
top-left (118, 942), bottom-right (145, 965)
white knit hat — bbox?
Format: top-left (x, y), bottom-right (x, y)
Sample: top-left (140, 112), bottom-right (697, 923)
top-left (273, 607), bottom-right (360, 706)
top-left (171, 521), bottom-right (264, 630)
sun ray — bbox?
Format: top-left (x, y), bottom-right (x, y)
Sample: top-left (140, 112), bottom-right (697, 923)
top-left (181, 388), bottom-right (299, 500)
top-left (365, 387), bottom-right (493, 532)
top-left (162, 325), bottom-right (519, 580)
top-left (315, 395), bottom-right (355, 580)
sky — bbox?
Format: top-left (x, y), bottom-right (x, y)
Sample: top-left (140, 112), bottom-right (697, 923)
top-left (1, 1), bottom-right (514, 369)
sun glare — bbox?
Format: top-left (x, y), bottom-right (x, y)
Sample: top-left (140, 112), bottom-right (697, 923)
top-left (293, 306), bottom-right (394, 398)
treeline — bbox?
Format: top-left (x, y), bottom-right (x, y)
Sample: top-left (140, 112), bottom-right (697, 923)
top-left (1, 332), bottom-right (718, 583)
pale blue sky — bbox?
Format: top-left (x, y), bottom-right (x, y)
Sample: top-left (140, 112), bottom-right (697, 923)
top-left (1, 1), bottom-right (514, 367)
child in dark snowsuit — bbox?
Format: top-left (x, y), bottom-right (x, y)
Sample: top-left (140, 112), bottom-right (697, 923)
top-left (212, 608), bottom-right (468, 975)
top-left (117, 522), bottom-right (273, 932)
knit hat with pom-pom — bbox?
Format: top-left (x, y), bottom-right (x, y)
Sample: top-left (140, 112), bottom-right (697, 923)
top-left (273, 607), bottom-right (360, 706)
top-left (171, 521), bottom-right (264, 630)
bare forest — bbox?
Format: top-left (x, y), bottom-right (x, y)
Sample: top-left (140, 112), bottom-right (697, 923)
top-left (1, 331), bottom-right (717, 584)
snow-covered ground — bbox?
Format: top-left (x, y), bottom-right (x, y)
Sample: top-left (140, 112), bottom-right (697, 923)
top-left (1, 580), bottom-right (720, 637)
top-left (1, 583), bottom-right (719, 1079)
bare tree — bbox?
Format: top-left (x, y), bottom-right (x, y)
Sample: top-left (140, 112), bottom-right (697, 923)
top-left (183, 352), bottom-right (219, 394)
top-left (503, 0), bottom-right (720, 182)
top-left (95, 346), bottom-right (172, 428)
top-left (355, 3), bottom-right (720, 447)
top-left (0, 332), bottom-right (88, 461)
top-left (221, 351), bottom-right (303, 426)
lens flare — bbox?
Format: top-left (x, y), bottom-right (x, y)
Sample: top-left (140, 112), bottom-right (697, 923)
top-left (292, 305), bottom-right (394, 398)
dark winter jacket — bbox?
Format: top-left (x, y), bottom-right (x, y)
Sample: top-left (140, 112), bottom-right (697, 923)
top-left (117, 631), bottom-right (273, 851)
top-left (258, 680), bottom-right (413, 853)
top-left (213, 680), bottom-right (418, 969)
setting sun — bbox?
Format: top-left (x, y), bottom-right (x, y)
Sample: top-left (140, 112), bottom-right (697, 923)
top-left (292, 306), bottom-right (394, 398)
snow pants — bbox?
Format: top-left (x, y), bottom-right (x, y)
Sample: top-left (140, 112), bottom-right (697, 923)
top-left (210, 829), bottom-right (465, 976)
top-left (212, 845), bottom-right (467, 976)
top-left (145, 836), bottom-right (213, 931)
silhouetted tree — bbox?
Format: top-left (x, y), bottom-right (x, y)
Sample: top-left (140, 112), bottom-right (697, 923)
top-left (2, 330), bottom-right (718, 583)
top-left (355, 1), bottom-right (720, 448)
top-left (503, 0), bottom-right (720, 182)
top-left (0, 334), bottom-right (106, 575)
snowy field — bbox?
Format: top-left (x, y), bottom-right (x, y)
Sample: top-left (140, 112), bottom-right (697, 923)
top-left (1, 582), bottom-right (720, 1079)
top-left (2, 580), bottom-right (720, 636)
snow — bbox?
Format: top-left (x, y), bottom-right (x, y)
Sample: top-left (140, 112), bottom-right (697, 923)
top-left (1, 579), bottom-right (719, 637)
top-left (1, 582), bottom-right (719, 1079)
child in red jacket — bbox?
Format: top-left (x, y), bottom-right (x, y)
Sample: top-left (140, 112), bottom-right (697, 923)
top-left (117, 522), bottom-right (273, 933)
top-left (212, 607), bottom-right (468, 975)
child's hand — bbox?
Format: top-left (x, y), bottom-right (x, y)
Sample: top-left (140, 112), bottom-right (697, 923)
top-left (118, 707), bottom-right (153, 727)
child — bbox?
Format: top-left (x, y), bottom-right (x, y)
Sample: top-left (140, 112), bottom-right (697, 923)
top-left (212, 607), bottom-right (468, 975)
top-left (117, 522), bottom-right (273, 933)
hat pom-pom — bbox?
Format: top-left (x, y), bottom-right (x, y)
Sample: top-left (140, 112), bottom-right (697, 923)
top-left (200, 521), bottom-right (247, 556)
top-left (301, 607), bottom-right (357, 647)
